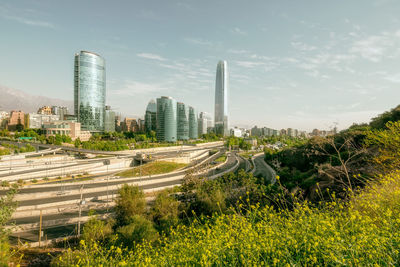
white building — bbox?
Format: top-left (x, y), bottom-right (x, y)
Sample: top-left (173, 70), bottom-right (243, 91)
top-left (27, 113), bottom-right (60, 129)
top-left (231, 128), bottom-right (243, 137)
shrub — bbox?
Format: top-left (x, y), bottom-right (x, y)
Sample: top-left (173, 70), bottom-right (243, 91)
top-left (82, 216), bottom-right (114, 245)
top-left (150, 189), bottom-right (180, 233)
top-left (117, 215), bottom-right (158, 248)
top-left (115, 185), bottom-right (146, 226)
top-left (54, 172), bottom-right (400, 266)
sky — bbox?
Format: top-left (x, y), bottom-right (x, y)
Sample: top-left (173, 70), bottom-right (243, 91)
top-left (1, 0), bottom-right (400, 131)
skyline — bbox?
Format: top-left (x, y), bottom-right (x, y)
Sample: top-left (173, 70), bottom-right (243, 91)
top-left (1, 1), bottom-right (400, 131)
top-left (215, 60), bottom-right (229, 136)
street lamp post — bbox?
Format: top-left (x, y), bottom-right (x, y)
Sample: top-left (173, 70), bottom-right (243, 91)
top-left (77, 184), bottom-right (85, 237)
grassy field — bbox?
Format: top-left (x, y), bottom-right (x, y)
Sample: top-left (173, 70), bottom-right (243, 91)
top-left (215, 154), bottom-right (227, 163)
top-left (239, 152), bottom-right (253, 159)
top-left (117, 161), bottom-right (187, 178)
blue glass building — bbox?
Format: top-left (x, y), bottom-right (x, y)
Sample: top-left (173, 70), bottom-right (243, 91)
top-left (214, 60), bottom-right (228, 136)
top-left (74, 51), bottom-right (106, 132)
top-left (189, 106), bottom-right (198, 139)
top-left (145, 99), bottom-right (157, 133)
top-left (177, 102), bottom-right (189, 141)
top-left (156, 96), bottom-right (177, 142)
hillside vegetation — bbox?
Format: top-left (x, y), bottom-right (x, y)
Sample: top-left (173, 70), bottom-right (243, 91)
top-left (50, 105), bottom-right (400, 266)
top-left (53, 171), bottom-right (400, 266)
top-left (2, 106), bottom-right (400, 266)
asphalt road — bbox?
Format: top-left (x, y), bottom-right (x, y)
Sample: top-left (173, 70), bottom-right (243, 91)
top-left (6, 152), bottom-right (242, 245)
top-left (9, 224), bottom-right (77, 244)
top-left (253, 155), bottom-right (276, 184)
top-left (0, 150), bottom-right (224, 196)
top-left (9, 207), bottom-right (110, 225)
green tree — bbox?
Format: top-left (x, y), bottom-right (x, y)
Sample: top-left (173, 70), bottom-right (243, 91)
top-left (366, 121), bottom-right (400, 172)
top-left (0, 185), bottom-right (18, 266)
top-left (74, 138), bottom-right (82, 148)
top-left (370, 105), bottom-right (400, 129)
top-left (115, 185), bottom-right (146, 226)
top-left (150, 189), bottom-right (180, 233)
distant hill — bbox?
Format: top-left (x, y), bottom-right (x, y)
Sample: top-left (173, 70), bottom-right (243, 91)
top-left (0, 85), bottom-right (73, 113)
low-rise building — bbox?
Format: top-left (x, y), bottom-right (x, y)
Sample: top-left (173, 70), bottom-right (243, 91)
top-left (123, 118), bottom-right (139, 132)
top-left (8, 110), bottom-right (25, 131)
top-left (37, 106), bottom-right (52, 115)
top-left (0, 111), bottom-right (9, 129)
top-left (231, 128), bottom-right (243, 137)
top-left (26, 113), bottom-right (59, 129)
top-left (244, 137), bottom-right (257, 149)
top-left (42, 121), bottom-right (91, 141)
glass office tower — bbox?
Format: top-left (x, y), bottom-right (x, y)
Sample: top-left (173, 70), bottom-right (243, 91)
top-left (145, 99), bottom-right (157, 133)
top-left (104, 106), bottom-right (115, 132)
top-left (74, 51), bottom-right (106, 132)
top-left (177, 102), bottom-right (189, 141)
top-left (214, 60), bottom-right (228, 136)
top-left (156, 96), bottom-right (177, 142)
top-left (189, 106), bottom-right (198, 139)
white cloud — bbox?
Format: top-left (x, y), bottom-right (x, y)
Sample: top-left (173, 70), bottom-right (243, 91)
top-left (383, 73), bottom-right (400, 83)
top-left (0, 6), bottom-right (55, 29)
top-left (230, 27), bottom-right (246, 35)
top-left (227, 49), bottom-right (250, 54)
top-left (137, 53), bottom-right (166, 61)
top-left (291, 41), bottom-right (317, 51)
top-left (112, 80), bottom-right (170, 96)
top-left (235, 61), bottom-right (265, 68)
top-left (184, 37), bottom-right (212, 46)
top-left (350, 36), bottom-right (390, 62)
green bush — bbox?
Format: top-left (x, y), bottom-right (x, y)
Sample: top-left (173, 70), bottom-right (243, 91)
top-left (117, 215), bottom-right (158, 248)
top-left (150, 189), bottom-right (180, 234)
top-left (82, 216), bottom-right (114, 245)
top-left (54, 172), bottom-right (400, 266)
top-left (115, 185), bottom-right (146, 226)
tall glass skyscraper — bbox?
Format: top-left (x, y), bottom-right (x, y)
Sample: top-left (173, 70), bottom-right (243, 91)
top-left (156, 96), bottom-right (177, 142)
top-left (214, 60), bottom-right (228, 136)
top-left (189, 106), bottom-right (198, 139)
top-left (74, 51), bottom-right (106, 132)
top-left (145, 99), bottom-right (157, 133)
top-left (177, 102), bottom-right (189, 141)
top-left (104, 105), bottom-right (115, 132)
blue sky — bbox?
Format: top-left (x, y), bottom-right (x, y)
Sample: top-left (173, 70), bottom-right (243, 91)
top-left (1, 0), bottom-right (400, 131)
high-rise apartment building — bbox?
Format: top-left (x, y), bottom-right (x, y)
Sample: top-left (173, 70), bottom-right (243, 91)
top-left (51, 106), bottom-right (68, 120)
top-left (145, 99), bottom-right (157, 133)
top-left (198, 112), bottom-right (212, 136)
top-left (214, 60), bottom-right (229, 136)
top-left (177, 102), bottom-right (189, 141)
top-left (156, 96), bottom-right (177, 142)
top-left (74, 51), bottom-right (106, 132)
top-left (189, 106), bottom-right (198, 139)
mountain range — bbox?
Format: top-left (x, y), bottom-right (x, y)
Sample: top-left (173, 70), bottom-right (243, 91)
top-left (0, 85), bottom-right (73, 113)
